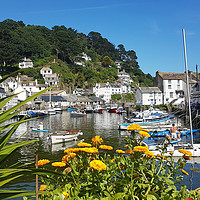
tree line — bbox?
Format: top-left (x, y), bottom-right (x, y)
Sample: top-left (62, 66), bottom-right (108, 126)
top-left (0, 19), bottom-right (154, 88)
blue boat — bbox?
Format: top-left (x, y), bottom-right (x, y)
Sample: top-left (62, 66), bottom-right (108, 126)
top-left (32, 129), bottom-right (50, 132)
top-left (149, 129), bottom-right (199, 137)
top-left (67, 108), bottom-right (77, 112)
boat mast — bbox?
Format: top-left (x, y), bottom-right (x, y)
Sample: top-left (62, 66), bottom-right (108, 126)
top-left (182, 28), bottom-right (193, 147)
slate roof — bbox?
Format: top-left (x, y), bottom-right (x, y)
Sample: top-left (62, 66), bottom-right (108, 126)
top-left (158, 72), bottom-right (186, 80)
top-left (89, 96), bottom-right (105, 102)
top-left (139, 87), bottom-right (161, 93)
top-left (41, 95), bottom-right (67, 102)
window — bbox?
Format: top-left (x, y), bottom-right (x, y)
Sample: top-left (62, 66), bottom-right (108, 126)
top-left (177, 85), bottom-right (180, 90)
top-left (168, 80), bottom-right (172, 84)
top-left (149, 93), bottom-right (153, 97)
top-left (170, 92), bottom-right (173, 98)
top-left (168, 85), bottom-right (172, 89)
top-left (177, 80), bottom-right (180, 84)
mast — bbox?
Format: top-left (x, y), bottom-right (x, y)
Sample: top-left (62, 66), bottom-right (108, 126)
top-left (182, 28), bottom-right (193, 147)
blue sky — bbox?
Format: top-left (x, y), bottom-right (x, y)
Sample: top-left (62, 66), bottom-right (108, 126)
top-left (1, 0), bottom-right (200, 76)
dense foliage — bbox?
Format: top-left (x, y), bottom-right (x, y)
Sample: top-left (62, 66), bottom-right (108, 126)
top-left (0, 19), bottom-right (154, 88)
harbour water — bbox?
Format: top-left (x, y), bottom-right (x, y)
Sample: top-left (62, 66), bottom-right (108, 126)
top-left (4, 111), bottom-right (200, 199)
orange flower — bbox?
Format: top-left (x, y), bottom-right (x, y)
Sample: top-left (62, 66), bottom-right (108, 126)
top-left (116, 149), bottom-right (125, 154)
top-left (178, 149), bottom-right (192, 156)
top-left (180, 169), bottom-right (189, 176)
top-left (124, 145), bottom-right (128, 148)
top-left (183, 155), bottom-right (191, 160)
top-left (99, 145), bottom-right (113, 150)
top-left (89, 160), bottom-right (106, 171)
top-left (111, 159), bottom-right (114, 162)
top-left (39, 185), bottom-right (47, 191)
top-left (92, 136), bottom-right (103, 145)
top-left (78, 142), bottom-right (92, 147)
top-left (38, 159), bottom-right (50, 166)
top-left (134, 146), bottom-right (149, 152)
top-left (125, 149), bottom-right (134, 154)
top-left (52, 162), bottom-right (66, 167)
top-left (127, 124), bottom-right (142, 131)
top-left (157, 154), bottom-right (163, 158)
top-left (139, 131), bottom-right (150, 138)
top-left (62, 155), bottom-right (70, 163)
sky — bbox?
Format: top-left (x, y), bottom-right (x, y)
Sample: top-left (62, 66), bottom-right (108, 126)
top-left (1, 0), bottom-right (200, 76)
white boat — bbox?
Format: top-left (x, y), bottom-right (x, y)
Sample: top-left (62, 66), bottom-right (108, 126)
top-left (85, 105), bottom-right (93, 113)
top-left (93, 105), bottom-right (103, 113)
top-left (47, 108), bottom-right (56, 115)
top-left (70, 111), bottom-right (86, 117)
top-left (50, 130), bottom-right (83, 144)
top-left (54, 106), bottom-right (62, 113)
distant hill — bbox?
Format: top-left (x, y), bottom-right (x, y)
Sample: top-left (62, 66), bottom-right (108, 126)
top-left (0, 19), bottom-right (154, 89)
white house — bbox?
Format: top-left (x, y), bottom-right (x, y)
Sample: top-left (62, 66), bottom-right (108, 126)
top-left (156, 71), bottom-right (196, 105)
top-left (117, 69), bottom-right (133, 85)
top-left (14, 86), bottom-right (29, 101)
top-left (93, 82), bottom-right (130, 103)
top-left (135, 87), bottom-right (163, 106)
top-left (44, 73), bottom-right (59, 86)
top-left (19, 57), bottom-right (33, 68)
top-left (40, 66), bottom-right (53, 77)
top-left (74, 52), bottom-right (92, 66)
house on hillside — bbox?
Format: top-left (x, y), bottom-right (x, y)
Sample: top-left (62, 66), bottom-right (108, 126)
top-left (40, 66), bottom-right (53, 77)
top-left (135, 87), bottom-right (163, 106)
top-left (74, 52), bottom-right (92, 66)
top-left (19, 57), bottom-right (33, 68)
top-left (117, 69), bottom-right (133, 85)
top-left (44, 73), bottom-right (59, 86)
top-left (89, 96), bottom-right (105, 105)
top-left (76, 96), bottom-right (93, 106)
top-left (155, 71), bottom-right (196, 105)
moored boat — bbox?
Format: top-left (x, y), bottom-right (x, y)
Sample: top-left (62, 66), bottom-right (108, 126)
top-left (32, 129), bottom-right (50, 132)
top-left (49, 130), bottom-right (83, 144)
top-left (70, 111), bottom-right (86, 117)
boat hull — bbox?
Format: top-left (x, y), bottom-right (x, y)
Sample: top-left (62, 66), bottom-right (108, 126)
top-left (50, 130), bottom-right (83, 144)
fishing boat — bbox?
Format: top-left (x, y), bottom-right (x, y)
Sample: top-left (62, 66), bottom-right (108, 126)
top-left (49, 130), bottom-right (83, 144)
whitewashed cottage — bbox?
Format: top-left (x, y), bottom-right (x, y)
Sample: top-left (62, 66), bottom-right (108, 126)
top-left (19, 57), bottom-right (33, 68)
top-left (135, 87), bottom-right (163, 106)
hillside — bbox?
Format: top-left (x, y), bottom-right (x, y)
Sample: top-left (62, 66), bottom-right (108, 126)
top-left (0, 19), bottom-right (154, 89)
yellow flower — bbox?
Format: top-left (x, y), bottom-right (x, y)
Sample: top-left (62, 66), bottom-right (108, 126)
top-left (139, 131), bottom-right (150, 138)
top-left (78, 142), bottom-right (92, 147)
top-left (64, 148), bottom-right (80, 153)
top-left (52, 162), bottom-right (66, 167)
top-left (63, 192), bottom-right (69, 199)
top-left (89, 160), bottom-right (106, 171)
top-left (144, 150), bottom-right (154, 157)
top-left (62, 155), bottom-right (70, 163)
top-left (99, 145), bottom-right (113, 150)
top-left (178, 149), bottom-right (192, 156)
top-left (111, 159), bottom-right (114, 162)
top-left (127, 124), bottom-right (142, 131)
top-left (68, 153), bottom-right (76, 158)
top-left (80, 147), bottom-right (98, 153)
top-left (134, 146), bottom-right (149, 152)
top-left (180, 169), bottom-right (189, 176)
top-left (38, 159), bottom-right (50, 166)
top-left (39, 185), bottom-right (47, 191)
top-left (116, 149), bottom-right (125, 154)
top-left (92, 136), bottom-right (103, 145)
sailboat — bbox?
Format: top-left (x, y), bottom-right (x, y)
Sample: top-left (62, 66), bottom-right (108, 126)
top-left (148, 29), bottom-right (200, 161)
top-left (47, 89), bottom-right (56, 115)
